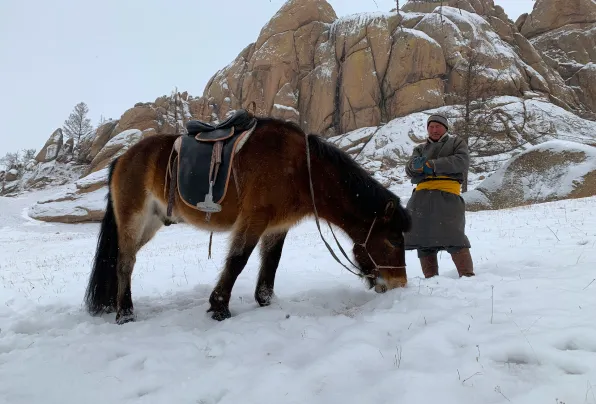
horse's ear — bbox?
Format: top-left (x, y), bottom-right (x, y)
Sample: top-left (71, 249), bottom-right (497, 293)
top-left (383, 200), bottom-right (395, 221)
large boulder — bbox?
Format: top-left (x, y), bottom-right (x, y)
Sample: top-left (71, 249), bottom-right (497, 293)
top-left (27, 168), bottom-right (110, 223)
top-left (35, 129), bottom-right (63, 163)
top-left (85, 129), bottom-right (142, 175)
top-left (194, 0), bottom-right (450, 137)
top-left (114, 105), bottom-right (159, 136)
top-left (519, 0), bottom-right (596, 39)
top-left (5, 169), bottom-right (18, 182)
top-left (464, 140), bottom-right (596, 210)
top-left (88, 120), bottom-right (118, 161)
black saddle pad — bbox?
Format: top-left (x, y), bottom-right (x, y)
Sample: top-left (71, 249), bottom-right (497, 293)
top-left (177, 132), bottom-right (244, 208)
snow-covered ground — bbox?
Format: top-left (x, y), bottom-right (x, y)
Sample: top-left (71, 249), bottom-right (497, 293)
top-left (1, 189), bottom-right (595, 404)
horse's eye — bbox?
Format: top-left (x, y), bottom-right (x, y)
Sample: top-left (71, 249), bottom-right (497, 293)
top-left (384, 239), bottom-right (399, 249)
top-left (387, 238), bottom-right (402, 248)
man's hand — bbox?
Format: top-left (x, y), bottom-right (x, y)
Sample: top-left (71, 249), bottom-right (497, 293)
top-left (410, 157), bottom-right (434, 175)
top-left (423, 160), bottom-right (434, 175)
top-left (410, 156), bottom-right (427, 172)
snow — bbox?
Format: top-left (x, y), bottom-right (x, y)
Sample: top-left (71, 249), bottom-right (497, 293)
top-left (400, 27), bottom-right (441, 48)
top-left (75, 168), bottom-right (109, 190)
top-left (331, 11), bottom-right (394, 36)
top-left (2, 160), bottom-right (85, 197)
top-left (1, 188), bottom-right (596, 403)
top-left (355, 111), bottom-right (441, 192)
top-left (329, 126), bottom-right (378, 151)
top-left (273, 104), bottom-right (299, 114)
top-left (106, 129), bottom-right (142, 149)
top-left (413, 6), bottom-right (528, 86)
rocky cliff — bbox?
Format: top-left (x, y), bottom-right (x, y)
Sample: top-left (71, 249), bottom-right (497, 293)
top-left (518, 0), bottom-right (596, 115)
top-left (191, 0), bottom-right (593, 138)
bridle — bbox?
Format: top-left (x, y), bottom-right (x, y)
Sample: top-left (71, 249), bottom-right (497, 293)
top-left (304, 133), bottom-right (407, 280)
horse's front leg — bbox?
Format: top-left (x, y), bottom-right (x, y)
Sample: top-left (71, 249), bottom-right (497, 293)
top-left (208, 217), bottom-right (267, 321)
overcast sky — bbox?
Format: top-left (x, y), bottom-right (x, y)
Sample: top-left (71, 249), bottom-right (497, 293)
top-left (0, 0), bottom-right (534, 158)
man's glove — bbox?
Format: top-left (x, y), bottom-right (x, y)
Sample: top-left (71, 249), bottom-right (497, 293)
top-left (410, 156), bottom-right (427, 172)
top-left (422, 160), bottom-right (434, 175)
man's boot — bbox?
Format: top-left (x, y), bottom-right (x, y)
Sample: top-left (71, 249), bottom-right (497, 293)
top-left (419, 255), bottom-right (439, 278)
top-left (451, 248), bottom-right (475, 277)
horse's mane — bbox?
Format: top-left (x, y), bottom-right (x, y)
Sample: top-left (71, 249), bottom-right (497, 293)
top-left (306, 132), bottom-right (400, 216)
top-left (254, 117), bottom-right (399, 215)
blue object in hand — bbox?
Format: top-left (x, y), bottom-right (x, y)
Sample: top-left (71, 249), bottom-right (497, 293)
top-left (411, 156), bottom-right (427, 171)
top-left (422, 161), bottom-right (434, 175)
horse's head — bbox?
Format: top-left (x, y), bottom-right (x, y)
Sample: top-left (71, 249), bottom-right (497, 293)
top-left (352, 199), bottom-right (411, 293)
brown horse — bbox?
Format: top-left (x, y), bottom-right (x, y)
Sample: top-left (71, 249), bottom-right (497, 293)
top-left (84, 113), bottom-right (411, 324)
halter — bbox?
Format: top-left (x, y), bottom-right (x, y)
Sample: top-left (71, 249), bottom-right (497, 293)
top-left (304, 133), bottom-right (406, 280)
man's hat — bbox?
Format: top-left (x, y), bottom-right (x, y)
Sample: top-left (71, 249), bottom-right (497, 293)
top-left (427, 113), bottom-right (449, 131)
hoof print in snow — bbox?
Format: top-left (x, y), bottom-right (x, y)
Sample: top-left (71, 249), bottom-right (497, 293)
top-left (554, 338), bottom-right (596, 353)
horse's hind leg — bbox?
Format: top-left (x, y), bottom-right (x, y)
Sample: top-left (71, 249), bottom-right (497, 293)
top-left (254, 231), bottom-right (287, 307)
top-left (208, 214), bottom-right (268, 321)
top-left (115, 201), bottom-right (164, 324)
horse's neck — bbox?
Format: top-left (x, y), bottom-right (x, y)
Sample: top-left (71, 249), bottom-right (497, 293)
top-left (311, 168), bottom-right (371, 244)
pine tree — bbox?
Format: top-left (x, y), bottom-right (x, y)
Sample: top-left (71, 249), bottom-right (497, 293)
top-left (62, 102), bottom-right (94, 157)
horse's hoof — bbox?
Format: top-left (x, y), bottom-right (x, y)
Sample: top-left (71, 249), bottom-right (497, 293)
top-left (256, 299), bottom-right (271, 307)
top-left (103, 305), bottom-right (116, 314)
top-left (208, 307), bottom-right (231, 321)
top-left (255, 286), bottom-right (273, 307)
top-left (116, 312), bottom-right (136, 325)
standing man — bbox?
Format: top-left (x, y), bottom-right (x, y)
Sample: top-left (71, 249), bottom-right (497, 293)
top-left (404, 113), bottom-right (475, 278)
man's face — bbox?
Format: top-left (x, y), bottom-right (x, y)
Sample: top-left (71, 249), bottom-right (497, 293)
top-left (428, 122), bottom-right (447, 141)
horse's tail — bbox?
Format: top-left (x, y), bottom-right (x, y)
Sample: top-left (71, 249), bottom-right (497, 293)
top-left (84, 157), bottom-right (120, 315)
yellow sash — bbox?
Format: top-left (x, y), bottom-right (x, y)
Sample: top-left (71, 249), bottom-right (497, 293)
top-left (416, 176), bottom-right (461, 195)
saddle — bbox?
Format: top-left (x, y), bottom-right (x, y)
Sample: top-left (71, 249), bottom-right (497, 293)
top-left (167, 109), bottom-right (257, 220)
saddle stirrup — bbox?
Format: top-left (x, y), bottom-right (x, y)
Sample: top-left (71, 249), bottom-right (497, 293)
top-left (196, 141), bottom-right (223, 215)
top-left (197, 180), bottom-right (222, 214)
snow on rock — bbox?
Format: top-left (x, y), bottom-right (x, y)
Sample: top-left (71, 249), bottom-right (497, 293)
top-left (26, 166), bottom-right (111, 223)
top-left (414, 7), bottom-right (527, 95)
top-left (347, 96), bottom-right (596, 194)
top-left (464, 140), bottom-right (596, 210)
top-left (1, 160), bottom-right (85, 197)
top-left (328, 126), bottom-right (379, 155)
top-left (75, 167), bottom-right (109, 193)
top-left (355, 112), bottom-right (431, 189)
top-left (86, 129), bottom-right (142, 175)
top-left (27, 185), bottom-right (108, 223)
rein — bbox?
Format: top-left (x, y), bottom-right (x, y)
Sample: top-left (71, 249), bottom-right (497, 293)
top-left (304, 133), bottom-right (406, 279)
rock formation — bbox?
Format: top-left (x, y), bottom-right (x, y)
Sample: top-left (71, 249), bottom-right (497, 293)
top-left (188, 0), bottom-right (592, 139)
top-left (519, 0), bottom-right (596, 115)
top-left (35, 129), bottom-right (64, 163)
